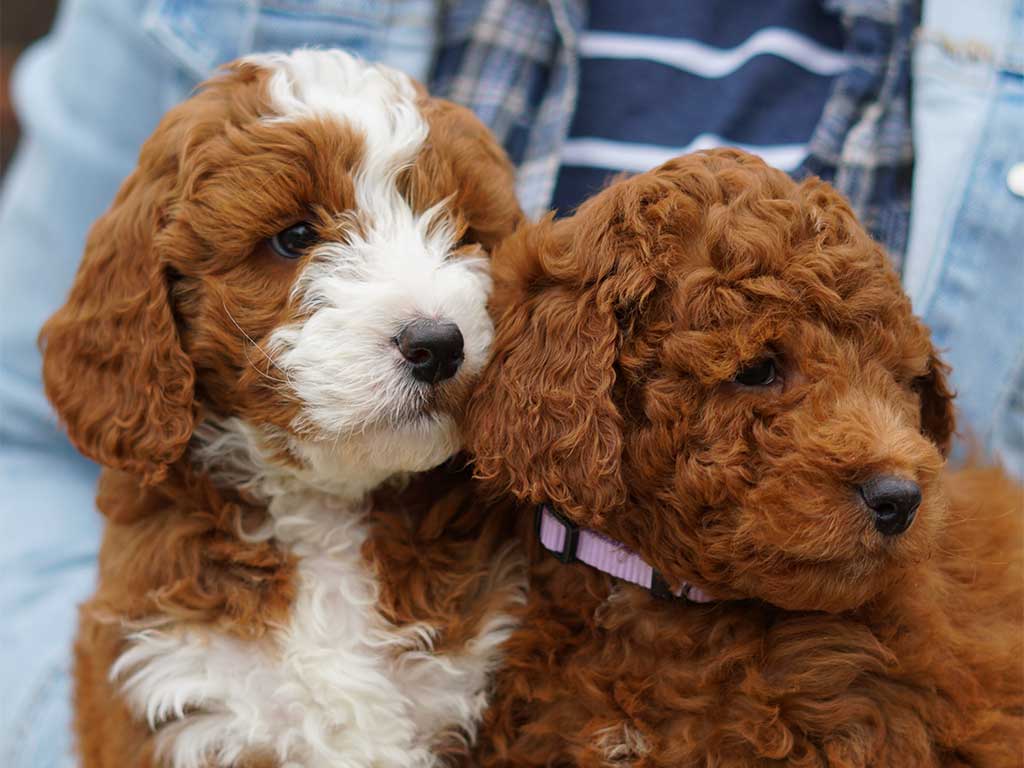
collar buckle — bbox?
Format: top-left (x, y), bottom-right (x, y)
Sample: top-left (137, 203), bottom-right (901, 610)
top-left (649, 570), bottom-right (675, 600)
top-left (534, 504), bottom-right (580, 563)
top-left (535, 504), bottom-right (717, 604)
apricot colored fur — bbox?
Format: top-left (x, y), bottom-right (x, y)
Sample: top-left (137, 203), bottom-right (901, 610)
top-left (467, 150), bottom-right (1024, 767)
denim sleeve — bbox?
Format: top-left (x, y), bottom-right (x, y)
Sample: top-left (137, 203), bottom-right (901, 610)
top-left (904, 0), bottom-right (1024, 480)
top-left (0, 0), bottom-right (197, 762)
top-left (0, 1), bottom-right (440, 764)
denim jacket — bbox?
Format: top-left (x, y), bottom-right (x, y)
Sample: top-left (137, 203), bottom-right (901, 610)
top-left (905, 0), bottom-right (1024, 478)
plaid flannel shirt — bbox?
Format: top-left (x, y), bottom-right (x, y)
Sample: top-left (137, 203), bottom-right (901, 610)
top-left (431, 0), bottom-right (919, 267)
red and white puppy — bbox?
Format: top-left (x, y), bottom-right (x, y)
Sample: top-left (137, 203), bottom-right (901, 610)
top-left (41, 49), bottom-right (524, 768)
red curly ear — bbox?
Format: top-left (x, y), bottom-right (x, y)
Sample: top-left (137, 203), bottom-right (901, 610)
top-left (468, 188), bottom-right (666, 526)
top-left (40, 163), bottom-right (195, 485)
top-left (467, 222), bottom-right (623, 525)
top-left (918, 350), bottom-right (956, 458)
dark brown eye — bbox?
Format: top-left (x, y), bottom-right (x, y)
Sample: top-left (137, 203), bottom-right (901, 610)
top-left (270, 222), bottom-right (318, 259)
top-left (734, 358), bottom-right (777, 387)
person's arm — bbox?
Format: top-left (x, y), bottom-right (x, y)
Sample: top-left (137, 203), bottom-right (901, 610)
top-left (0, 0), bottom-right (201, 761)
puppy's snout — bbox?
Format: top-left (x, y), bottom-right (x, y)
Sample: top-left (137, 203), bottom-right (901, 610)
top-left (859, 476), bottom-right (921, 536)
top-left (396, 319), bottom-right (464, 384)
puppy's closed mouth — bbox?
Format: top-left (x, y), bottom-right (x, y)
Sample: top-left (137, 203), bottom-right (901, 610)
top-left (368, 397), bottom-right (457, 431)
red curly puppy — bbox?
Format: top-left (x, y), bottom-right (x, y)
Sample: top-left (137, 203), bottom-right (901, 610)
top-left (467, 149), bottom-right (1024, 767)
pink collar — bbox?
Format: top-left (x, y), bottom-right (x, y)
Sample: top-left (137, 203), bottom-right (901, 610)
top-left (536, 505), bottom-right (715, 603)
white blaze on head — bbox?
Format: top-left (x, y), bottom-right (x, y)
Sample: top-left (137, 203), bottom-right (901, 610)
top-left (249, 48), bottom-right (428, 202)
top-left (242, 49), bottom-right (494, 481)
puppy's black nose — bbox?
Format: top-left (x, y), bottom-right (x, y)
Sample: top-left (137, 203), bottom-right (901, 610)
top-left (396, 319), bottom-right (464, 384)
top-left (859, 476), bottom-right (921, 536)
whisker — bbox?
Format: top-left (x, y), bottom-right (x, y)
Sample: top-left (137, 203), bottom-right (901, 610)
top-left (221, 299), bottom-right (294, 388)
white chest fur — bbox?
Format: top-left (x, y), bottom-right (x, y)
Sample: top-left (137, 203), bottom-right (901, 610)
top-left (111, 491), bottom-right (517, 768)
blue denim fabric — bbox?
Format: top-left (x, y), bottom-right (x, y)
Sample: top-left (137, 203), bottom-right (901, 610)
top-left (905, 0), bottom-right (1024, 478)
top-left (0, 1), bottom-right (438, 764)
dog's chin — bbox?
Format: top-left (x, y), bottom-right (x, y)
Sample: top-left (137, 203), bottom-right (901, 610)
top-left (751, 565), bottom-right (894, 614)
top-left (194, 407), bottom-right (463, 501)
top-left (722, 542), bottom-right (920, 613)
top-left (291, 411), bottom-right (459, 485)
top-left (348, 410), bottom-right (463, 474)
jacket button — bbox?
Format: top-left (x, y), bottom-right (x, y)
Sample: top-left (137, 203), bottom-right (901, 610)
top-left (1008, 162), bottom-right (1024, 198)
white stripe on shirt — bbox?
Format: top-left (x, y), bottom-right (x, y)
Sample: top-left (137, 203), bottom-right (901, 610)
top-left (578, 27), bottom-right (851, 78)
top-left (560, 136), bottom-right (808, 173)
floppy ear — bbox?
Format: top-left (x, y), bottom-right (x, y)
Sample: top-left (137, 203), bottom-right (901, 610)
top-left (40, 159), bottom-right (195, 485)
top-left (916, 345), bottom-right (956, 457)
top-left (467, 221), bottom-right (623, 525)
top-left (468, 200), bottom-right (663, 527)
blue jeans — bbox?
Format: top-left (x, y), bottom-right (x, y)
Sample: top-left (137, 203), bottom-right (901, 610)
top-left (0, 1), bottom-right (438, 764)
top-left (905, 0), bottom-right (1024, 478)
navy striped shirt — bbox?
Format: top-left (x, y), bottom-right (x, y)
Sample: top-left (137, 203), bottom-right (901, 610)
top-left (552, 0), bottom-right (849, 214)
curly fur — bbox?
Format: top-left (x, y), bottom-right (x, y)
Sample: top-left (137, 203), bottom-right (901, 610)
top-left (40, 50), bottom-right (525, 767)
top-left (467, 149), bottom-right (1024, 767)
